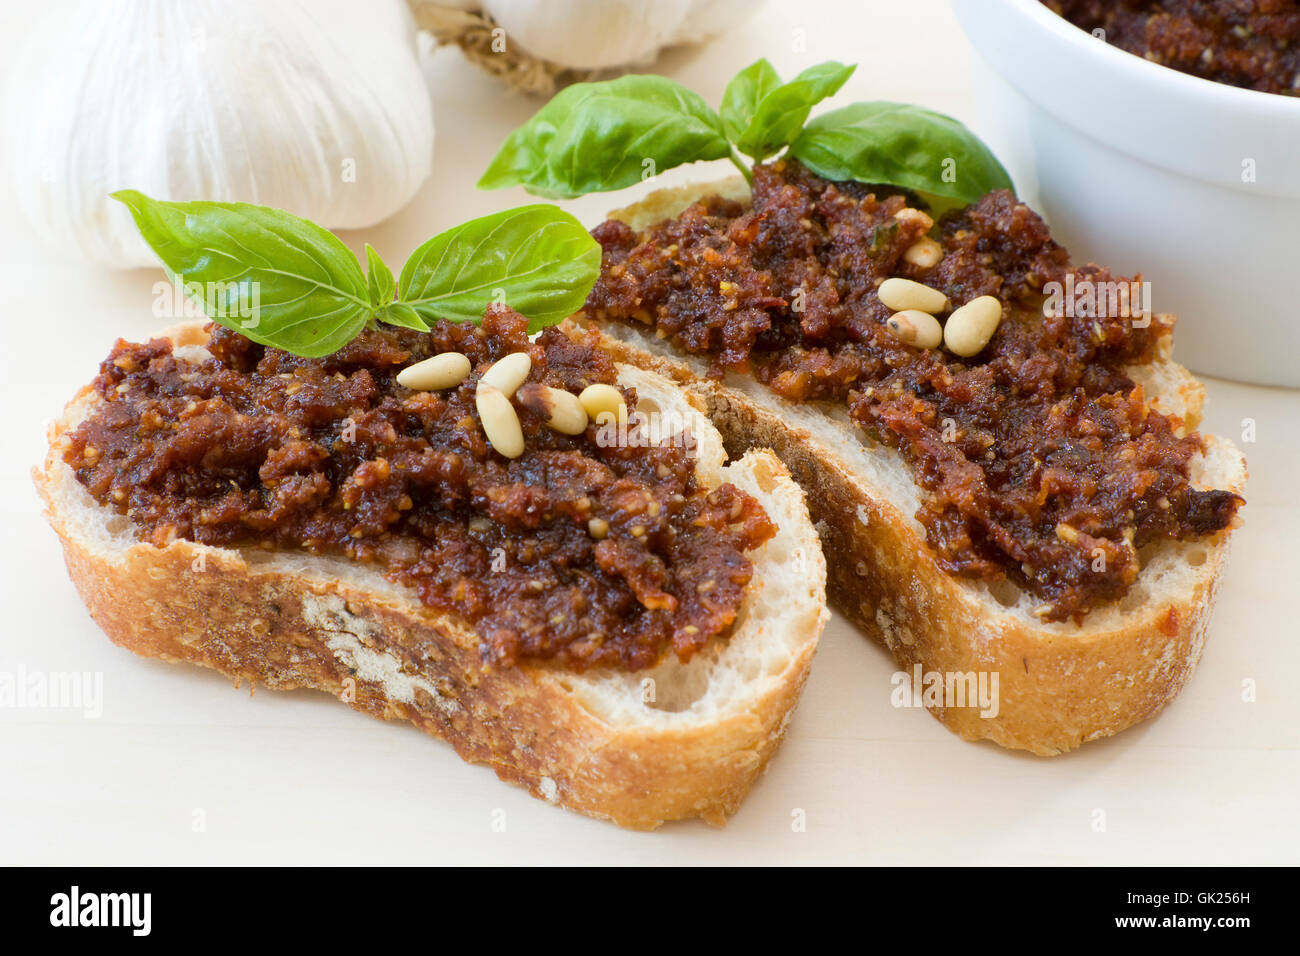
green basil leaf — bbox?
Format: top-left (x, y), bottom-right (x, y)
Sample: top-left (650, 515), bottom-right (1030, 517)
top-left (376, 302), bottom-right (430, 332)
top-left (477, 74), bottom-right (731, 198)
top-left (110, 189), bottom-right (373, 357)
top-left (365, 243), bottom-right (396, 308)
top-left (720, 58), bottom-right (783, 143)
top-left (733, 61), bottom-right (855, 162)
top-left (397, 205), bottom-right (601, 331)
top-left (789, 102), bottom-right (1013, 203)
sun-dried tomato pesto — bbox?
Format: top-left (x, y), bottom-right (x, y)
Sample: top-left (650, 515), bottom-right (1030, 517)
top-left (64, 306), bottom-right (774, 671)
top-left (584, 160), bottom-right (1242, 621)
top-left (1043, 0), bottom-right (1300, 96)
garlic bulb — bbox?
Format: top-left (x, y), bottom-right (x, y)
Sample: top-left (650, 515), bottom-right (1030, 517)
top-left (674, 0), bottom-right (765, 44)
top-left (413, 0), bottom-right (759, 73)
top-left (5, 0), bottom-right (435, 268)
top-left (482, 0), bottom-right (695, 70)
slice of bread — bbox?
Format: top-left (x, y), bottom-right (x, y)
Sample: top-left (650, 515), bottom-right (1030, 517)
top-left (572, 177), bottom-right (1247, 756)
top-left (35, 321), bottom-right (827, 830)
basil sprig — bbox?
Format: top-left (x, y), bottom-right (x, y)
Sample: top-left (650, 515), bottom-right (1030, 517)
top-left (480, 58), bottom-right (1012, 204)
top-left (722, 60), bottom-right (855, 162)
top-left (112, 191), bottom-right (601, 357)
top-left (478, 74), bottom-right (733, 199)
top-left (790, 102), bottom-right (1013, 203)
top-left (398, 204), bottom-right (602, 331)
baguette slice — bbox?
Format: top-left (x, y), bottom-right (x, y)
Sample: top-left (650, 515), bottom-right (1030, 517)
top-left (573, 177), bottom-right (1247, 756)
top-left (35, 321), bottom-right (827, 830)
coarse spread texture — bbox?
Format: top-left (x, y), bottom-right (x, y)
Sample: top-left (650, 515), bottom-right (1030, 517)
top-left (38, 320), bottom-right (829, 826)
top-left (1043, 0), bottom-right (1300, 95)
top-left (61, 305), bottom-right (774, 672)
top-left (585, 160), bottom-right (1243, 622)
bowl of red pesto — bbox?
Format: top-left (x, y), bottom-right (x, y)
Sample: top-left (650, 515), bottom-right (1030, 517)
top-left (953, 0), bottom-right (1300, 387)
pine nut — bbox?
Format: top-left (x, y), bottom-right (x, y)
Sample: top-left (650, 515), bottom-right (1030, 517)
top-left (903, 237), bottom-right (943, 269)
top-left (538, 385), bottom-right (589, 435)
top-left (579, 383), bottom-right (628, 425)
top-left (480, 351), bottom-right (532, 397)
top-left (395, 352), bottom-right (470, 391)
top-left (879, 277), bottom-right (948, 314)
top-left (886, 309), bottom-right (943, 349)
top-left (476, 383), bottom-right (524, 459)
top-left (943, 295), bottom-right (1003, 357)
top-left (894, 207), bottom-right (934, 231)
top-left (587, 517), bottom-right (609, 539)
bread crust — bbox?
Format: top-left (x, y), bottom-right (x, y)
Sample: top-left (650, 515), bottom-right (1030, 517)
top-left (580, 177), bottom-right (1248, 755)
top-left (36, 324), bottom-right (826, 829)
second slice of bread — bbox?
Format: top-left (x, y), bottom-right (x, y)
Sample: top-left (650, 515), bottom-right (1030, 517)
top-left (574, 178), bottom-right (1248, 756)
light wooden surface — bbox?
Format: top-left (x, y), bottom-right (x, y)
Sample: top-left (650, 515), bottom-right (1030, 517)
top-left (1, 0), bottom-right (1295, 865)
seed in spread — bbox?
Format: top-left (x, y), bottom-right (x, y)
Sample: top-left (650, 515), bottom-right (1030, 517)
top-left (584, 159), bottom-right (1243, 622)
top-left (63, 305), bottom-right (775, 672)
top-left (1043, 0), bottom-right (1300, 96)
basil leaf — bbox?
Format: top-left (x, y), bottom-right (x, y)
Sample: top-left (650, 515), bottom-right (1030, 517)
top-left (365, 243), bottom-right (396, 308)
top-left (397, 205), bottom-right (601, 331)
top-left (111, 190), bottom-right (373, 357)
top-left (477, 74), bottom-right (731, 198)
top-left (720, 58), bottom-right (782, 143)
top-left (789, 102), bottom-right (1013, 203)
top-left (732, 61), bottom-right (855, 162)
top-left (376, 302), bottom-right (430, 332)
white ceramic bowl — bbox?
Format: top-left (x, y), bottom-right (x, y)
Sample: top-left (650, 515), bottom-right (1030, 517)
top-left (953, 0), bottom-right (1300, 387)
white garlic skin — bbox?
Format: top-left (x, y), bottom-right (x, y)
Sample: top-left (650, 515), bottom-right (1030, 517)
top-left (5, 0), bottom-right (435, 268)
top-left (480, 0), bottom-right (760, 71)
